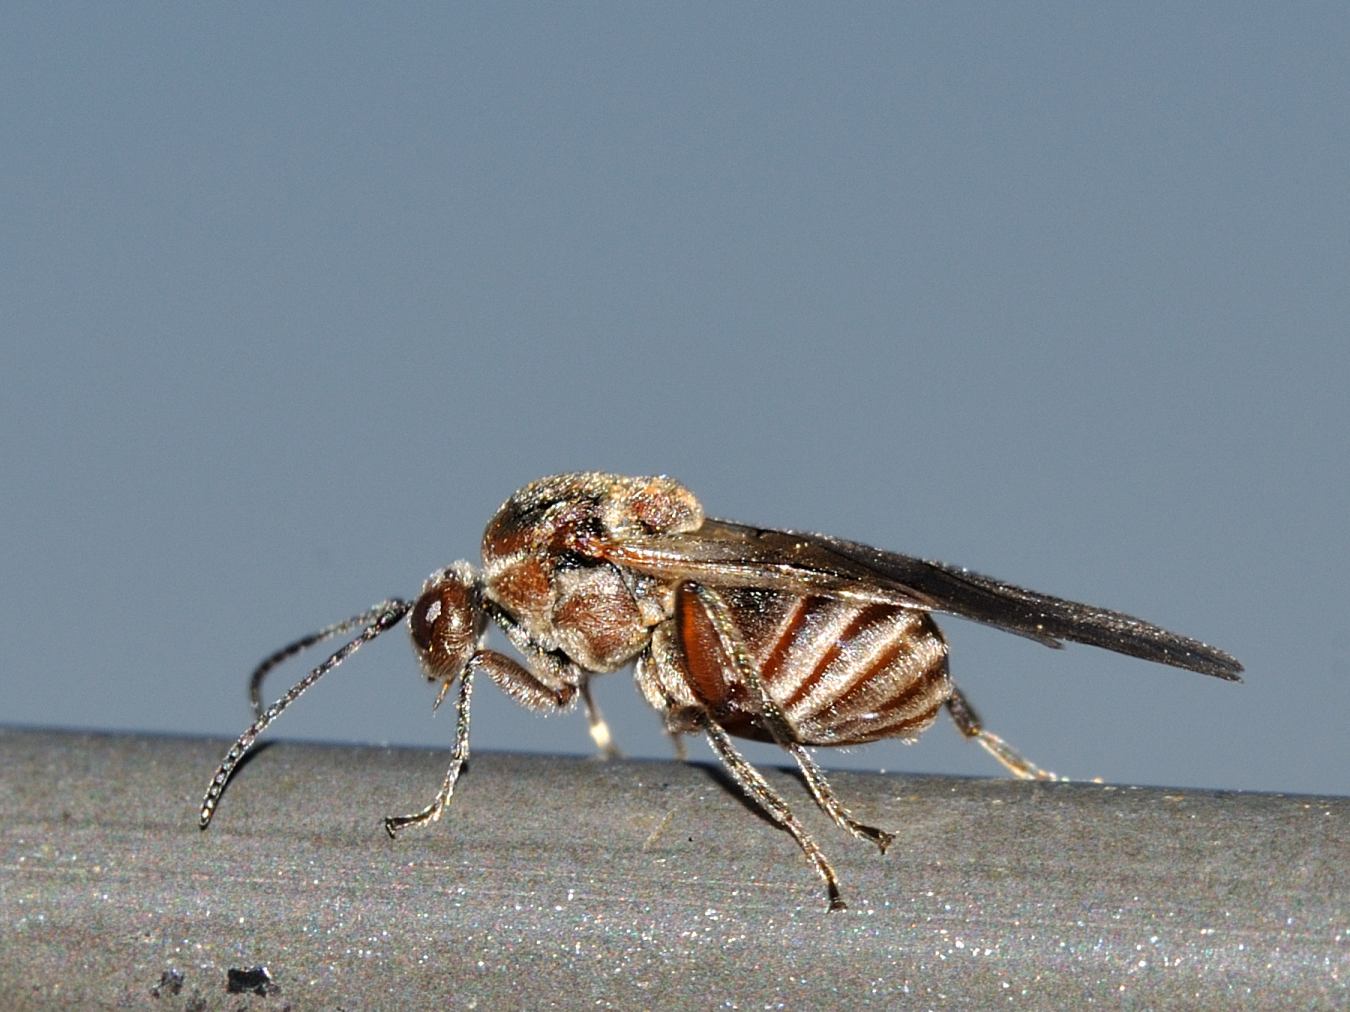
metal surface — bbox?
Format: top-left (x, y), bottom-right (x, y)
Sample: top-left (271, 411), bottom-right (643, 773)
top-left (1, 727), bottom-right (1344, 1009)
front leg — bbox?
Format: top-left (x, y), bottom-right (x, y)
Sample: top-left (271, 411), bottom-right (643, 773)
top-left (385, 664), bottom-right (476, 836)
top-left (385, 642), bottom-right (589, 837)
top-left (474, 647), bottom-right (579, 711)
top-left (490, 605), bottom-right (619, 756)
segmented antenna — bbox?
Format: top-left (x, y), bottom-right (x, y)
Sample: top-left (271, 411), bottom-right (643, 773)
top-left (199, 599), bottom-right (411, 829)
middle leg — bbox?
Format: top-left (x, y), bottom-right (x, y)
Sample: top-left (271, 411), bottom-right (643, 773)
top-left (384, 641), bottom-right (593, 837)
top-left (637, 627), bottom-right (847, 910)
top-left (578, 675), bottom-right (621, 759)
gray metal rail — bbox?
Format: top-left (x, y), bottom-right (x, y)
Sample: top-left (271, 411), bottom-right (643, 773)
top-left (1, 727), bottom-right (1344, 1008)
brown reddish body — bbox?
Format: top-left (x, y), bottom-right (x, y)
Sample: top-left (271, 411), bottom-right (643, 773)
top-left (201, 472), bottom-right (1243, 910)
top-left (664, 588), bottom-right (949, 746)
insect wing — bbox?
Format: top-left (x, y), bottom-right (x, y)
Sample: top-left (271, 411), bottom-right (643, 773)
top-left (588, 519), bottom-right (1242, 681)
top-left (586, 519), bottom-right (940, 606)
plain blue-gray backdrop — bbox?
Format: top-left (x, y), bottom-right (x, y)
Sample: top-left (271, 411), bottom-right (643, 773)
top-left (4, 5), bottom-right (1346, 799)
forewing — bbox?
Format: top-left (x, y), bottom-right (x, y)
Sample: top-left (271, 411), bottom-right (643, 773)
top-left (589, 519), bottom-right (1242, 681)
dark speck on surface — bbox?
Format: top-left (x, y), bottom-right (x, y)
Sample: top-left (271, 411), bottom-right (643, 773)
top-left (150, 968), bottom-right (184, 998)
top-left (226, 965), bottom-right (277, 996)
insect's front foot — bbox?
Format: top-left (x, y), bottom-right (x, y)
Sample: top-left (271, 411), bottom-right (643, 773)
top-left (866, 827), bottom-right (897, 854)
top-left (384, 803), bottom-right (442, 838)
top-left (826, 884), bottom-right (848, 913)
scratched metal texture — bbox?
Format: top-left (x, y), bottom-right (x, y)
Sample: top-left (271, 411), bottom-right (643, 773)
top-left (0, 727), bottom-right (1344, 1009)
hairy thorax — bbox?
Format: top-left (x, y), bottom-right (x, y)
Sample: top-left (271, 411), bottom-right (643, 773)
top-left (479, 473), bottom-right (703, 671)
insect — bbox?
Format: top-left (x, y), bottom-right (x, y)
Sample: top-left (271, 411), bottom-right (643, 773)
top-left (199, 472), bottom-right (1242, 910)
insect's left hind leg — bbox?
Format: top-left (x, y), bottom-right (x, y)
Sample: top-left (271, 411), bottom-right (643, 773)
top-left (698, 713), bottom-right (847, 912)
top-left (691, 584), bottom-right (895, 853)
top-left (784, 741), bottom-right (895, 853)
top-left (945, 685), bottom-right (1059, 781)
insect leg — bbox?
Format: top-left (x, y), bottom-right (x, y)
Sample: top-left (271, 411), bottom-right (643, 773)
top-left (698, 713), bottom-right (846, 912)
top-left (668, 729), bottom-right (688, 762)
top-left (636, 629), bottom-right (697, 761)
top-left (783, 743), bottom-right (895, 852)
top-left (486, 603), bottom-right (620, 757)
top-left (385, 666), bottom-right (475, 836)
top-left (690, 585), bottom-right (895, 853)
top-left (578, 676), bottom-right (621, 759)
top-left (488, 603), bottom-right (578, 692)
top-left (471, 649), bottom-right (578, 711)
top-left (945, 685), bottom-right (1059, 781)
top-left (389, 638), bottom-right (610, 837)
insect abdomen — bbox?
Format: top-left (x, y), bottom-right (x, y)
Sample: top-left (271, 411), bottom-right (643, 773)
top-left (676, 586), bottom-right (951, 746)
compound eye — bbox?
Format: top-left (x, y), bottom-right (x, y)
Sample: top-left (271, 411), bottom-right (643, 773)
top-left (410, 564), bottom-right (483, 680)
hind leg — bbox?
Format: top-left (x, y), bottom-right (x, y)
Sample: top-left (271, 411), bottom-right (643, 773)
top-left (691, 584), bottom-right (895, 853)
top-left (945, 685), bottom-right (1059, 781)
top-left (699, 713), bottom-right (847, 911)
top-left (636, 624), bottom-right (848, 911)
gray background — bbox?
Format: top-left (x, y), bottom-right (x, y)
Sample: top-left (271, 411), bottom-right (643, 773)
top-left (4, 6), bottom-right (1345, 798)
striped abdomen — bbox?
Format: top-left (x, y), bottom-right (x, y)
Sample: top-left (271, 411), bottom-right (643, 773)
top-left (674, 585), bottom-right (952, 746)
